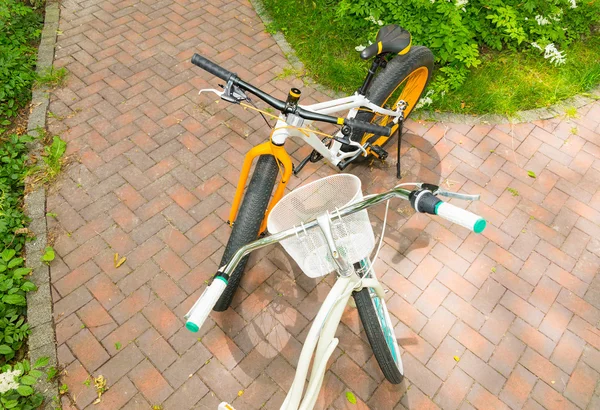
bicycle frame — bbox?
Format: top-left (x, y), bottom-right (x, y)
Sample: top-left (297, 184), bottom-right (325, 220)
top-left (200, 87), bottom-right (404, 232)
top-left (282, 265), bottom-right (385, 410)
top-left (270, 93), bottom-right (403, 165)
top-left (211, 187), bottom-right (410, 410)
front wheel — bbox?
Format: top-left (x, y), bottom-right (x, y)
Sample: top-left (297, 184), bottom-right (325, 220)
top-left (353, 279), bottom-right (404, 383)
top-left (349, 46), bottom-right (435, 153)
top-left (213, 155), bottom-right (279, 311)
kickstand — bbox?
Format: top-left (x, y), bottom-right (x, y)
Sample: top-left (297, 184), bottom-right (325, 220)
top-left (396, 120), bottom-right (404, 179)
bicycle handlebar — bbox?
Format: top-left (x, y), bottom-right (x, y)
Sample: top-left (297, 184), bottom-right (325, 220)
top-left (191, 53), bottom-right (392, 138)
top-left (191, 54), bottom-right (235, 82)
top-left (184, 182), bottom-right (486, 332)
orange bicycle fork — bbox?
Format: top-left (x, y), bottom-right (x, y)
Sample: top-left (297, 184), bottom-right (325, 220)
top-left (227, 141), bottom-right (293, 234)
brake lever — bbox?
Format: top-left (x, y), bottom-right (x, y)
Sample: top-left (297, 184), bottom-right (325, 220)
top-left (436, 189), bottom-right (480, 201)
top-left (416, 183), bottom-right (480, 201)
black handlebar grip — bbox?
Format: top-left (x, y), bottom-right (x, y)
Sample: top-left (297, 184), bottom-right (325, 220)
top-left (191, 54), bottom-right (234, 82)
top-left (345, 118), bottom-right (392, 137)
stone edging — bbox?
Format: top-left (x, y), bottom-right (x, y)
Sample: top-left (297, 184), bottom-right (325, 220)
top-left (249, 0), bottom-right (600, 125)
top-left (25, 1), bottom-right (60, 408)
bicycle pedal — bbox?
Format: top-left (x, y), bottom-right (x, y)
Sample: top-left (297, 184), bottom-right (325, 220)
top-left (370, 145), bottom-right (388, 160)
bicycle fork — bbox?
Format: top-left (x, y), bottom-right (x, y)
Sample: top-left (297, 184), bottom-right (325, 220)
top-left (228, 141), bottom-right (293, 233)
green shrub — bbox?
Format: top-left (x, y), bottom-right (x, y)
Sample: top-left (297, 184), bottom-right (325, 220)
top-left (0, 248), bottom-right (36, 361)
top-left (0, 0), bottom-right (43, 118)
top-left (337, 0), bottom-right (600, 93)
top-left (0, 134), bottom-right (33, 253)
top-left (0, 133), bottom-right (37, 363)
top-left (0, 356), bottom-right (48, 408)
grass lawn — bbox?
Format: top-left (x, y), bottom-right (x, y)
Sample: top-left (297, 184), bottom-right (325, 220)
top-left (260, 0), bottom-right (600, 115)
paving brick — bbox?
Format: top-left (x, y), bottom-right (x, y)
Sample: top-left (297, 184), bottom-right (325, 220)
top-left (489, 333), bottom-right (526, 378)
top-left (466, 383), bottom-right (509, 410)
top-left (480, 305), bottom-right (515, 345)
top-left (499, 365), bottom-right (537, 410)
top-left (557, 287), bottom-right (600, 324)
top-left (509, 318), bottom-right (555, 358)
top-left (331, 354), bottom-right (379, 401)
top-left (531, 381), bottom-right (577, 410)
top-left (136, 327), bottom-right (178, 372)
top-left (458, 350), bottom-right (506, 395)
top-left (62, 360), bottom-right (97, 408)
top-left (563, 361), bottom-right (598, 408)
top-left (141, 299), bottom-right (182, 339)
top-left (551, 330), bottom-right (586, 374)
top-left (163, 375), bottom-right (209, 410)
top-left (471, 277), bottom-right (506, 315)
top-left (520, 348), bottom-right (568, 392)
top-left (110, 285), bottom-right (154, 324)
top-left (433, 367), bottom-right (472, 410)
top-left (500, 291), bottom-right (544, 327)
top-left (94, 375), bottom-right (138, 410)
top-left (451, 321), bottom-right (495, 361)
top-left (420, 306), bottom-right (457, 348)
top-left (538, 302), bottom-right (573, 343)
top-left (129, 359), bottom-right (174, 404)
top-left (76, 298), bottom-right (116, 340)
top-left (442, 292), bottom-right (486, 330)
top-left (426, 335), bottom-right (465, 380)
top-left (66, 328), bottom-right (110, 372)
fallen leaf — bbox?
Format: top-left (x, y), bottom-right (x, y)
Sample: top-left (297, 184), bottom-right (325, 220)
top-left (346, 391), bottom-right (357, 404)
top-left (460, 102), bottom-right (466, 109)
top-left (238, 390), bottom-right (244, 397)
top-left (527, 170), bottom-right (537, 178)
top-left (93, 375), bottom-right (107, 404)
top-left (115, 257), bottom-right (127, 268)
top-left (454, 356), bottom-right (460, 362)
top-left (114, 253), bottom-right (119, 266)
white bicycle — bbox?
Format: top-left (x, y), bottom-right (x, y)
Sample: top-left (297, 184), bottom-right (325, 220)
top-left (190, 23), bottom-right (435, 315)
top-left (185, 174), bottom-right (487, 410)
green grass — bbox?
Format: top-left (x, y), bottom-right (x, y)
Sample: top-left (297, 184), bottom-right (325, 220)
top-left (35, 66), bottom-right (68, 89)
top-left (261, 0), bottom-right (600, 115)
top-left (431, 37), bottom-right (600, 115)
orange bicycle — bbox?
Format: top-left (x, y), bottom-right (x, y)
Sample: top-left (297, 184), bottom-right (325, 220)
top-left (191, 24), bottom-right (434, 311)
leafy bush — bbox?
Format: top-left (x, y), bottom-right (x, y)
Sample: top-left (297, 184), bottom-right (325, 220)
top-left (0, 133), bottom-right (37, 364)
top-left (337, 0), bottom-right (600, 92)
top-left (0, 0), bottom-right (43, 118)
top-left (0, 249), bottom-right (36, 361)
top-left (0, 134), bottom-right (33, 253)
top-left (0, 356), bottom-right (48, 409)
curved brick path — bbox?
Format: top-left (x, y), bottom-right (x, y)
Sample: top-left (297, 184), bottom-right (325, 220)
top-left (46, 0), bottom-right (600, 409)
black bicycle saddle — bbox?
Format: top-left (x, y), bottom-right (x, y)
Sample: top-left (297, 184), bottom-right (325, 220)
top-left (360, 24), bottom-right (412, 60)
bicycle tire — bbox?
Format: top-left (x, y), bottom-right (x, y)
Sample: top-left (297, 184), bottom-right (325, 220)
top-left (353, 287), bottom-right (404, 384)
top-left (213, 155), bottom-right (279, 311)
top-left (349, 46), bottom-right (435, 153)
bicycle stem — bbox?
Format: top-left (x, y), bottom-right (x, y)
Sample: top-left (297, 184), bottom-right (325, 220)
top-left (217, 186), bottom-right (413, 279)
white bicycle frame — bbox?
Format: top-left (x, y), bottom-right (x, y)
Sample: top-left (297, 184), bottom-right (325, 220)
top-left (200, 89), bottom-right (404, 166)
top-left (280, 262), bottom-right (391, 410)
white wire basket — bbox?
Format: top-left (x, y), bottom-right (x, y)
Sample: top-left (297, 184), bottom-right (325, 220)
top-left (267, 174), bottom-right (375, 278)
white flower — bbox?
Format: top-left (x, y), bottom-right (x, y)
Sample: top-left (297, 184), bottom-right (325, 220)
top-left (531, 42), bottom-right (542, 51)
top-left (0, 369), bottom-right (21, 394)
top-left (568, 0), bottom-right (577, 8)
top-left (367, 15), bottom-right (384, 26)
top-left (456, 0), bottom-right (468, 10)
top-left (355, 40), bottom-right (373, 52)
top-left (415, 90), bottom-right (435, 109)
top-left (535, 43), bottom-right (567, 65)
top-left (535, 15), bottom-right (550, 25)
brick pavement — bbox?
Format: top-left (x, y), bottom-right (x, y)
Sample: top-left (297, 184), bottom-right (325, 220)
top-left (46, 0), bottom-right (600, 408)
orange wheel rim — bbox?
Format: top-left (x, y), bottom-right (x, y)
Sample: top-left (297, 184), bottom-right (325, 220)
top-left (361, 66), bottom-right (429, 147)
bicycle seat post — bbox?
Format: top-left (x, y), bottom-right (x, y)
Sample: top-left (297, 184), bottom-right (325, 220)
top-left (316, 212), bottom-right (353, 277)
